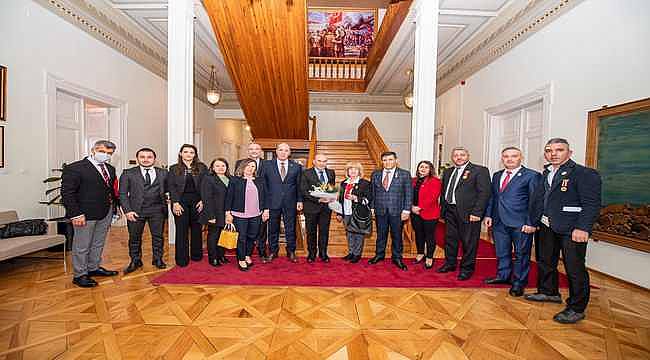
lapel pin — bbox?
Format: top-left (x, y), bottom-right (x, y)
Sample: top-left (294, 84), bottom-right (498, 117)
top-left (517, 173), bottom-right (522, 176)
top-left (561, 171), bottom-right (567, 175)
top-left (561, 186), bottom-right (568, 192)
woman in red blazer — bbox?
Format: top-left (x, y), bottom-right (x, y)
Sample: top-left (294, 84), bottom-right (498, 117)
top-left (411, 160), bottom-right (442, 269)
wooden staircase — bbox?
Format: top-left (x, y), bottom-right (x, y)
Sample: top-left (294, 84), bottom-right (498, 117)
top-left (313, 140), bottom-right (415, 257)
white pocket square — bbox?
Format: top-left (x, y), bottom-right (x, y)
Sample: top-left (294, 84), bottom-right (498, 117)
top-left (562, 206), bottom-right (582, 212)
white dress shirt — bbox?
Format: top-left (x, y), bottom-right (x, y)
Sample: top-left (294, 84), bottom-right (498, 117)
top-left (276, 159), bottom-right (289, 176)
top-left (140, 166), bottom-right (156, 184)
top-left (547, 165), bottom-right (558, 187)
top-left (87, 155), bottom-right (110, 180)
top-left (499, 166), bottom-right (521, 188)
top-left (381, 168), bottom-right (396, 189)
top-left (315, 167), bottom-right (328, 183)
top-left (445, 162), bottom-right (469, 204)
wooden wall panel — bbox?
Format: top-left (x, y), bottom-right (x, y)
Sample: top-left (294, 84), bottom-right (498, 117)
top-left (203, 0), bottom-right (309, 139)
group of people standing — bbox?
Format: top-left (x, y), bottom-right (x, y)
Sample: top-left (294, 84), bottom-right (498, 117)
top-left (61, 137), bottom-right (601, 324)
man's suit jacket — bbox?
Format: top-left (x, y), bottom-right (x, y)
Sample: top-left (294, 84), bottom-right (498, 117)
top-left (370, 167), bottom-right (413, 216)
top-left (119, 166), bottom-right (168, 215)
top-left (234, 158), bottom-right (265, 178)
top-left (166, 162), bottom-right (209, 203)
top-left (61, 157), bottom-right (118, 220)
top-left (263, 159), bottom-right (303, 210)
top-left (441, 162), bottom-right (491, 222)
top-left (485, 167), bottom-right (541, 228)
top-left (199, 174), bottom-right (229, 226)
top-left (300, 167), bottom-right (336, 214)
top-left (530, 159), bottom-right (601, 234)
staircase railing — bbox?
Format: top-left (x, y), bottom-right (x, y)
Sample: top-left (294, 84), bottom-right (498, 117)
top-left (307, 116), bottom-right (317, 168)
top-left (357, 116), bottom-right (415, 256)
top-left (308, 57), bottom-right (367, 80)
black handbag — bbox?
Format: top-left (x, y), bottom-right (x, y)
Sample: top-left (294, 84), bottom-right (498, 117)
top-left (347, 201), bottom-right (373, 235)
top-left (0, 219), bottom-right (48, 239)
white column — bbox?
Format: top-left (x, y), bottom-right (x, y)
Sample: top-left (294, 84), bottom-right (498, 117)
top-left (167, 0), bottom-right (194, 244)
top-left (410, 0), bottom-right (438, 172)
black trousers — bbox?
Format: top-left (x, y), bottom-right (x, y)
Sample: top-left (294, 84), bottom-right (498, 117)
top-left (443, 205), bottom-right (481, 274)
top-left (206, 224), bottom-right (225, 262)
top-left (174, 195), bottom-right (203, 266)
top-left (304, 208), bottom-right (332, 258)
top-left (411, 214), bottom-right (437, 259)
top-left (127, 210), bottom-right (165, 262)
top-left (537, 224), bottom-right (590, 313)
top-left (234, 215), bottom-right (261, 261)
top-left (255, 220), bottom-right (268, 257)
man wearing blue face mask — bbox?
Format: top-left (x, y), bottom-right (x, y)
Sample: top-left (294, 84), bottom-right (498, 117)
top-left (61, 140), bottom-right (120, 287)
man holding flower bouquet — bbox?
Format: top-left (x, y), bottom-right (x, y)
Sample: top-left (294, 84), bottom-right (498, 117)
top-left (300, 154), bottom-right (336, 263)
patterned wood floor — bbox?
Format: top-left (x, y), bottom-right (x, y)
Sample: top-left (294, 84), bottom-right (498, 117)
top-left (0, 227), bottom-right (648, 359)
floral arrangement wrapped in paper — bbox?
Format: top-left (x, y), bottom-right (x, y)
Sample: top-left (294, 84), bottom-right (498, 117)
top-left (309, 183), bottom-right (340, 201)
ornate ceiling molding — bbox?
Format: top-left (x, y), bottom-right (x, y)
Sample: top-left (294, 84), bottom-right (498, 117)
top-left (35, 0), bottom-right (220, 106)
top-left (436, 0), bottom-right (585, 95)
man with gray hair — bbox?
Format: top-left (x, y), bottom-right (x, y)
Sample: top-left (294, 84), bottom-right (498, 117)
top-left (61, 140), bottom-right (120, 288)
top-left (526, 138), bottom-right (601, 324)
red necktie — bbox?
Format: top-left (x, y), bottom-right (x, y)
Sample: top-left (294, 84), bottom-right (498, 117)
top-left (500, 171), bottom-right (512, 192)
top-left (99, 164), bottom-right (110, 187)
top-left (382, 171), bottom-right (390, 191)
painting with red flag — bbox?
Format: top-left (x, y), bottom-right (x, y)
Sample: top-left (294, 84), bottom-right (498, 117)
top-left (307, 8), bottom-right (377, 58)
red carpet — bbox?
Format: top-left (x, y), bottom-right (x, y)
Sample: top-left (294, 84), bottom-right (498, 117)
top-left (152, 254), bottom-right (568, 289)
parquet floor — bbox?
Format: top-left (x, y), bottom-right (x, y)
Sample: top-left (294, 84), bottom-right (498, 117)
top-left (0, 227), bottom-right (649, 359)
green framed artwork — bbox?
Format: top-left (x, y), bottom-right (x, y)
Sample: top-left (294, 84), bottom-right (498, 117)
top-left (586, 98), bottom-right (650, 252)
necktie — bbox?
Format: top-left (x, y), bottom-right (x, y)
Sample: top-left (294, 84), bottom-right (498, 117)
top-left (280, 162), bottom-right (287, 181)
top-left (318, 170), bottom-right (326, 184)
top-left (500, 171), bottom-right (512, 192)
top-left (382, 171), bottom-right (390, 191)
top-left (99, 164), bottom-right (110, 187)
top-left (445, 167), bottom-right (460, 204)
top-left (145, 168), bottom-right (152, 186)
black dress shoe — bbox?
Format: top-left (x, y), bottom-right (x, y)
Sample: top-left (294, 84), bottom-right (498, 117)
top-left (220, 256), bottom-right (230, 264)
top-left (509, 287), bottom-right (524, 297)
top-left (436, 264), bottom-right (456, 273)
top-left (368, 256), bottom-right (384, 265)
top-left (152, 259), bottom-right (167, 269)
top-left (72, 275), bottom-right (98, 288)
top-left (209, 259), bottom-right (222, 267)
top-left (392, 259), bottom-right (408, 271)
top-left (413, 256), bottom-right (424, 264)
top-left (424, 259), bottom-right (434, 270)
top-left (270, 252), bottom-right (279, 259)
top-left (484, 277), bottom-right (511, 285)
top-left (524, 293), bottom-right (562, 303)
top-left (88, 267), bottom-right (118, 277)
top-left (307, 257), bottom-right (315, 263)
top-left (238, 262), bottom-right (249, 272)
top-left (350, 255), bottom-right (361, 263)
top-left (320, 256), bottom-right (330, 263)
top-left (553, 308), bottom-right (585, 324)
top-left (124, 260), bottom-right (143, 274)
top-left (288, 252), bottom-right (298, 263)
top-left (342, 254), bottom-right (353, 261)
top-left (457, 272), bottom-right (473, 281)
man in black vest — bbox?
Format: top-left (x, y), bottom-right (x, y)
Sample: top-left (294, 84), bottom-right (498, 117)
top-left (119, 148), bottom-right (169, 274)
top-left (526, 138), bottom-right (601, 324)
top-left (300, 153), bottom-right (336, 263)
top-left (437, 147), bottom-right (491, 280)
top-left (61, 140), bottom-right (120, 288)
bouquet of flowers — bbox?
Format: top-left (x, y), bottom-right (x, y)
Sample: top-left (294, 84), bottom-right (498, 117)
top-left (309, 183), bottom-right (340, 201)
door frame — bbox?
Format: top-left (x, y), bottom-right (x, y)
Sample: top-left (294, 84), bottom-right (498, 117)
top-left (482, 83), bottom-right (553, 171)
top-left (45, 72), bottom-right (128, 176)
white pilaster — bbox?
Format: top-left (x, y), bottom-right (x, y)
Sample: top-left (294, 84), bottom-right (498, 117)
top-left (167, 0), bottom-right (194, 244)
top-left (410, 0), bottom-right (438, 173)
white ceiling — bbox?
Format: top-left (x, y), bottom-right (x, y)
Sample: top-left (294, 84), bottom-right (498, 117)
top-left (103, 0), bottom-right (512, 97)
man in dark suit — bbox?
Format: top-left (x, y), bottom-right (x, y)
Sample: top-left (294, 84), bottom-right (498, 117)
top-left (262, 143), bottom-right (303, 262)
top-left (300, 153), bottom-right (336, 263)
top-left (526, 138), bottom-right (601, 324)
top-left (235, 142), bottom-right (269, 258)
top-left (61, 140), bottom-right (120, 288)
top-left (437, 147), bottom-right (491, 280)
top-left (369, 151), bottom-right (412, 270)
top-left (483, 147), bottom-right (541, 296)
top-left (119, 148), bottom-right (168, 274)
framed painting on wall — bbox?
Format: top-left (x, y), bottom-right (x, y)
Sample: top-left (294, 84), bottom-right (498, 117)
top-left (307, 8), bottom-right (377, 59)
top-left (586, 97), bottom-right (650, 253)
top-left (0, 126), bottom-right (5, 169)
top-left (0, 65), bottom-right (6, 121)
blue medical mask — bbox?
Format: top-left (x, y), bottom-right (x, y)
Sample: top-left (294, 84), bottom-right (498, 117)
top-left (93, 152), bottom-right (112, 164)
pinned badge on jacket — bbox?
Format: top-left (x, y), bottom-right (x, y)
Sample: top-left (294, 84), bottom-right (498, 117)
top-left (560, 178), bottom-right (569, 192)
top-left (462, 170), bottom-right (470, 180)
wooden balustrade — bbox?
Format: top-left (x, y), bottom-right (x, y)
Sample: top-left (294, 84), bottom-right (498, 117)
top-left (357, 116), bottom-right (416, 255)
top-left (308, 57), bottom-right (367, 80)
top-left (307, 116), bottom-right (317, 168)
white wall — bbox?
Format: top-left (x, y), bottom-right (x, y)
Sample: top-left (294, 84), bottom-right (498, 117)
top-left (438, 0), bottom-right (650, 287)
top-left (0, 0), bottom-right (168, 218)
top-left (311, 110), bottom-right (412, 169)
